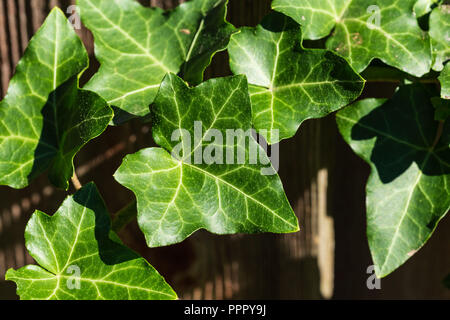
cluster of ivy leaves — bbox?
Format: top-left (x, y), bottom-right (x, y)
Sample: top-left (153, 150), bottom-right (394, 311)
top-left (2, 0), bottom-right (449, 299)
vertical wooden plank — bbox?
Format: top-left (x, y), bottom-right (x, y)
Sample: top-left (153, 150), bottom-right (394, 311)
top-left (17, 0), bottom-right (29, 53)
top-left (30, 0), bottom-right (45, 33)
top-left (50, 0), bottom-right (60, 8)
top-left (6, 0), bottom-right (20, 69)
top-left (0, 0), bottom-right (9, 95)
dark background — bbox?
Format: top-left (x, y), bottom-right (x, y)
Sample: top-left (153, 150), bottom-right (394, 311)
top-left (0, 0), bottom-right (449, 300)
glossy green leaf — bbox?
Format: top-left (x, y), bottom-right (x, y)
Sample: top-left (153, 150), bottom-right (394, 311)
top-left (0, 8), bottom-right (112, 190)
top-left (429, 4), bottom-right (450, 71)
top-left (5, 183), bottom-right (177, 300)
top-left (115, 74), bottom-right (299, 247)
top-left (228, 12), bottom-right (364, 144)
top-left (414, 0), bottom-right (442, 17)
top-left (272, 0), bottom-right (432, 77)
top-left (337, 84), bottom-right (450, 277)
top-left (77, 0), bottom-right (236, 124)
top-left (440, 63), bottom-right (450, 99)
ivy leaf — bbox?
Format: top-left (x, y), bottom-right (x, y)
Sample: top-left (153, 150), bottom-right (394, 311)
top-left (178, 0), bottom-right (236, 85)
top-left (114, 74), bottom-right (299, 247)
top-left (444, 274), bottom-right (450, 289)
top-left (431, 97), bottom-right (450, 120)
top-left (414, 0), bottom-right (442, 17)
top-left (228, 12), bottom-right (364, 144)
top-left (77, 0), bottom-right (236, 124)
top-left (440, 63), bottom-right (450, 99)
top-left (272, 0), bottom-right (432, 77)
top-left (429, 4), bottom-right (450, 71)
top-left (337, 84), bottom-right (450, 277)
top-left (5, 183), bottom-right (177, 300)
top-left (0, 8), bottom-right (112, 190)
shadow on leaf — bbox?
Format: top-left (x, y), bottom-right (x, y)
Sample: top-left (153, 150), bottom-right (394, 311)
top-left (29, 77), bottom-right (112, 190)
top-left (350, 84), bottom-right (450, 183)
top-left (72, 183), bottom-right (140, 266)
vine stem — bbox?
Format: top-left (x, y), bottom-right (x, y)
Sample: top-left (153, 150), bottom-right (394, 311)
top-left (71, 172), bottom-right (82, 191)
top-left (431, 120), bottom-right (444, 150)
top-left (112, 199), bottom-right (138, 233)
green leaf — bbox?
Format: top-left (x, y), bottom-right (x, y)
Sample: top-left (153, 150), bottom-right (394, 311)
top-left (5, 183), bottom-right (177, 300)
top-left (272, 0), bottom-right (432, 77)
top-left (228, 12), bottom-right (364, 144)
top-left (414, 0), bottom-right (442, 17)
top-left (429, 4), bottom-right (450, 71)
top-left (114, 74), bottom-right (299, 247)
top-left (178, 0), bottom-right (236, 85)
top-left (444, 273), bottom-right (450, 289)
top-left (77, 0), bottom-right (236, 124)
top-left (0, 8), bottom-right (112, 190)
top-left (431, 97), bottom-right (450, 120)
top-left (337, 84), bottom-right (450, 277)
top-left (440, 63), bottom-right (450, 99)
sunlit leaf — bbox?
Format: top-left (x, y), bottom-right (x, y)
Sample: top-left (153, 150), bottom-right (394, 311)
top-left (439, 63), bottom-right (450, 99)
top-left (228, 12), bottom-right (364, 144)
top-left (5, 183), bottom-right (177, 300)
top-left (115, 74), bottom-right (299, 247)
top-left (77, 0), bottom-right (236, 124)
top-left (429, 4), bottom-right (450, 71)
top-left (414, 0), bottom-right (442, 17)
top-left (0, 8), bottom-right (112, 190)
top-left (272, 0), bottom-right (432, 77)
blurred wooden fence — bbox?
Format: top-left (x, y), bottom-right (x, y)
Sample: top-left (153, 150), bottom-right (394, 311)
top-left (0, 0), bottom-right (449, 300)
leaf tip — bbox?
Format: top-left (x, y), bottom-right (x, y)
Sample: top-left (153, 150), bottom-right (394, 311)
top-left (48, 6), bottom-right (67, 19)
top-left (4, 268), bottom-right (17, 281)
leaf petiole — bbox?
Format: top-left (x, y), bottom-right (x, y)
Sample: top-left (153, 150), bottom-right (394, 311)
top-left (71, 172), bottom-right (82, 191)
